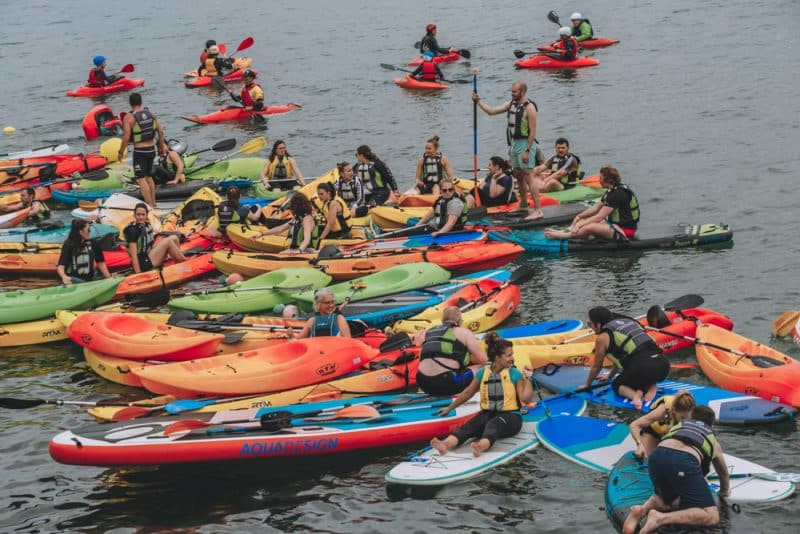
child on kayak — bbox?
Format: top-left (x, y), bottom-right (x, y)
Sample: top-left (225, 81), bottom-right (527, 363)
top-left (431, 332), bottom-right (533, 457)
top-left (87, 56), bottom-right (119, 87)
top-left (410, 52), bottom-right (445, 82)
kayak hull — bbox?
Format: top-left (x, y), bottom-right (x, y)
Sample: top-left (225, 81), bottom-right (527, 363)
top-left (407, 51), bottom-right (462, 66)
top-left (66, 78), bottom-right (145, 97)
top-left (394, 75), bottom-right (448, 91)
top-left (0, 278), bottom-right (122, 324)
top-left (182, 104), bottom-right (301, 124)
top-left (515, 55), bottom-right (599, 69)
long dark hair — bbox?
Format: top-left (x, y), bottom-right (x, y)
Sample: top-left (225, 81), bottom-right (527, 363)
top-left (317, 181), bottom-right (337, 198)
top-left (484, 332), bottom-right (513, 362)
top-left (489, 156), bottom-right (512, 175)
top-left (65, 219), bottom-right (90, 250)
top-left (269, 139), bottom-right (291, 162)
top-left (356, 145), bottom-right (377, 162)
top-left (288, 192), bottom-right (313, 217)
top-left (588, 306), bottom-right (618, 326)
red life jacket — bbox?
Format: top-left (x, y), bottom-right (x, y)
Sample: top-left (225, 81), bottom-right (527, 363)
top-left (200, 50), bottom-right (208, 65)
top-left (561, 37), bottom-right (580, 60)
top-left (87, 68), bottom-right (102, 87)
top-left (421, 62), bottom-right (437, 81)
top-left (241, 83), bottom-right (263, 108)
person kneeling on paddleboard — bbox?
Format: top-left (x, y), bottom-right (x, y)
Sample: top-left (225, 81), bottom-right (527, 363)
top-left (232, 69), bottom-right (264, 111)
top-left (585, 306), bottom-right (670, 410)
top-left (544, 165), bottom-right (639, 242)
top-left (124, 203), bottom-right (187, 274)
top-left (430, 332), bottom-right (533, 457)
top-left (87, 56), bottom-right (119, 87)
top-left (291, 288), bottom-right (351, 339)
top-left (413, 306), bottom-right (488, 396)
top-left (410, 51), bottom-right (445, 82)
top-left (622, 406), bottom-right (731, 534)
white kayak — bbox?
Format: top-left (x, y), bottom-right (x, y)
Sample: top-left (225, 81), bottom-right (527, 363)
top-left (0, 143), bottom-right (70, 160)
top-left (70, 193), bottom-right (163, 231)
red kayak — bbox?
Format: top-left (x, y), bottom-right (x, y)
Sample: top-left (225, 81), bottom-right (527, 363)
top-left (537, 37), bottom-right (620, 53)
top-left (184, 68), bottom-right (258, 88)
top-left (182, 104), bottom-right (302, 124)
top-left (394, 75), bottom-right (448, 91)
top-left (408, 51), bottom-right (461, 66)
top-left (515, 55), bottom-right (599, 69)
top-left (66, 78), bottom-right (145, 97)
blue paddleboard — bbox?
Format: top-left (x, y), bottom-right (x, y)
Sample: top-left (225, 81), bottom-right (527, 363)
top-left (491, 319), bottom-right (583, 338)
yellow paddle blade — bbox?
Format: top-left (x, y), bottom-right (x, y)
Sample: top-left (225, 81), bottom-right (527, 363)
top-left (78, 199), bottom-right (100, 211)
top-left (237, 136), bottom-right (267, 155)
top-left (772, 310), bottom-right (800, 337)
top-left (100, 138), bottom-right (125, 162)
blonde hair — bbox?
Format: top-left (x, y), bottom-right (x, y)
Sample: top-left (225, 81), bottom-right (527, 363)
top-left (672, 390), bottom-right (696, 413)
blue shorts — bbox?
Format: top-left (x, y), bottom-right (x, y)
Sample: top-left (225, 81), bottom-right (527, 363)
top-left (648, 446), bottom-right (716, 509)
top-left (509, 139), bottom-right (537, 170)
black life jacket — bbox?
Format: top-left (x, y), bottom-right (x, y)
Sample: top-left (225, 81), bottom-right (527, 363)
top-left (433, 193), bottom-right (468, 231)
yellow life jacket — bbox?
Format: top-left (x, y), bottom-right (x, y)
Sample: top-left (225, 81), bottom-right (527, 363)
top-left (648, 395), bottom-right (675, 436)
top-left (204, 57), bottom-right (218, 76)
top-left (479, 366), bottom-right (520, 412)
top-left (314, 196), bottom-right (351, 233)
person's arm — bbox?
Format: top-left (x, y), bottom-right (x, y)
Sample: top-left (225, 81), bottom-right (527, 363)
top-left (570, 202), bottom-right (604, 228)
top-left (472, 93), bottom-right (511, 116)
top-left (629, 407), bottom-right (664, 457)
top-left (0, 201), bottom-right (24, 213)
top-left (375, 160), bottom-right (399, 195)
top-left (97, 261), bottom-right (111, 279)
top-left (56, 265), bottom-right (71, 285)
top-left (245, 206), bottom-right (262, 222)
top-left (414, 157), bottom-right (424, 187)
top-left (288, 157), bottom-right (305, 185)
top-left (335, 315), bottom-right (351, 337)
top-left (257, 220), bottom-right (291, 237)
top-left (440, 155), bottom-right (455, 180)
top-left (318, 202), bottom-right (338, 241)
top-left (259, 159), bottom-right (272, 185)
top-left (433, 214), bottom-right (459, 236)
top-left (532, 157), bottom-right (550, 176)
top-left (57, 245), bottom-right (72, 285)
top-left (293, 317), bottom-right (314, 339)
top-left (547, 156), bottom-right (576, 184)
top-left (577, 23), bottom-right (591, 42)
top-left (410, 64), bottom-right (424, 79)
top-left (515, 366), bottom-right (534, 405)
top-left (353, 177), bottom-right (365, 208)
top-left (488, 176), bottom-right (506, 199)
top-left (460, 329), bottom-right (488, 365)
top-left (92, 242), bottom-right (111, 279)
top-left (298, 215), bottom-right (315, 250)
top-left (416, 208), bottom-right (434, 227)
top-left (118, 116), bottom-right (132, 162)
top-left (584, 332), bottom-right (610, 388)
top-left (128, 242), bottom-right (142, 273)
top-left (437, 375), bottom-right (480, 415)
top-left (711, 443), bottom-right (730, 497)
top-left (166, 151), bottom-right (184, 184)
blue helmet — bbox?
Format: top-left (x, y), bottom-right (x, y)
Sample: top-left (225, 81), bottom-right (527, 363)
top-left (423, 51), bottom-right (435, 59)
top-left (93, 55), bottom-right (106, 66)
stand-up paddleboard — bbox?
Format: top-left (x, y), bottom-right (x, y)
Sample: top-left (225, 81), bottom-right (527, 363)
top-left (537, 415), bottom-right (795, 502)
top-left (385, 396), bottom-right (586, 486)
top-left (487, 319), bottom-right (583, 339)
top-left (533, 365), bottom-right (795, 425)
top-left (606, 452), bottom-right (757, 533)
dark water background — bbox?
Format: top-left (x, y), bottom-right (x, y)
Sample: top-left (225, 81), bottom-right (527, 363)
top-left (1, 0), bottom-right (799, 531)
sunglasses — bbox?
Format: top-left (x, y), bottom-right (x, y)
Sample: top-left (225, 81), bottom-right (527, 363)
top-left (441, 188), bottom-right (454, 193)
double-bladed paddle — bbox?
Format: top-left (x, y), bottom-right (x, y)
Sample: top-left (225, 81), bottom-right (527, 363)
top-left (771, 310), bottom-right (800, 337)
top-left (411, 43), bottom-right (471, 59)
top-left (185, 136), bottom-right (267, 176)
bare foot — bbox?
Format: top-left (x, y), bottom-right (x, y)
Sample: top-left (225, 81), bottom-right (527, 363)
top-left (643, 385), bottom-right (658, 403)
top-left (632, 394), bottom-right (644, 411)
top-left (523, 208), bottom-right (544, 221)
top-left (544, 227), bottom-right (571, 240)
top-left (640, 509), bottom-right (664, 534)
top-left (471, 438), bottom-right (490, 457)
top-left (431, 437), bottom-right (448, 455)
top-left (622, 505), bottom-right (645, 534)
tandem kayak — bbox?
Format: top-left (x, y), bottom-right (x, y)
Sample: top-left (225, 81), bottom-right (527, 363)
top-left (536, 37), bottom-right (620, 53)
top-left (66, 78), bottom-right (145, 97)
top-left (394, 75), bottom-right (448, 91)
top-left (488, 223), bottom-right (734, 253)
top-left (407, 51), bottom-right (462, 66)
top-left (0, 277), bottom-right (122, 324)
top-left (515, 55), bottom-right (599, 69)
top-left (184, 65), bottom-right (257, 88)
top-left (182, 104), bottom-right (302, 124)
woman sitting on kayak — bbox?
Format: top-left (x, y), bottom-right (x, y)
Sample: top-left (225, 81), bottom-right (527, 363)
top-left (478, 156), bottom-right (517, 207)
top-left (544, 165), bottom-right (639, 242)
top-left (292, 288), bottom-right (351, 339)
top-left (412, 135), bottom-right (455, 195)
top-left (584, 306), bottom-right (670, 410)
top-left (335, 161), bottom-right (366, 216)
top-left (410, 52), bottom-right (445, 82)
top-left (354, 145), bottom-right (399, 207)
top-left (415, 178), bottom-right (471, 237)
top-left (256, 192), bottom-right (319, 254)
top-left (124, 203), bottom-right (187, 273)
top-left (57, 220), bottom-right (111, 285)
top-left (259, 139), bottom-right (305, 191)
top-left (431, 332), bottom-right (533, 457)
top-left (314, 182), bottom-right (351, 240)
top-left (629, 390), bottom-right (696, 458)
top-left (217, 186), bottom-right (263, 238)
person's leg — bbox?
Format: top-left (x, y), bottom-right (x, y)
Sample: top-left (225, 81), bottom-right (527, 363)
top-left (474, 412), bottom-right (522, 457)
top-left (617, 384), bottom-right (645, 410)
top-left (148, 235), bottom-right (186, 267)
top-left (143, 176), bottom-right (157, 208)
top-left (434, 411), bottom-right (489, 455)
top-left (623, 494), bottom-right (668, 534)
top-left (522, 168), bottom-right (543, 218)
top-left (512, 168), bottom-right (529, 208)
top-left (641, 506), bottom-right (719, 534)
top-left (571, 221), bottom-right (615, 240)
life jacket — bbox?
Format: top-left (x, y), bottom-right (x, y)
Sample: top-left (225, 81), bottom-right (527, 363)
top-left (315, 196), bottom-right (351, 233)
top-left (479, 367), bottom-right (520, 412)
top-left (336, 176), bottom-right (361, 205)
top-left (481, 173), bottom-right (517, 205)
top-left (420, 61), bottom-right (438, 81)
top-left (507, 99), bottom-right (538, 145)
top-left (572, 19), bottom-right (594, 40)
top-left (268, 156), bottom-right (293, 183)
top-left (66, 241), bottom-right (96, 280)
top-left (419, 324), bottom-right (470, 370)
top-left (131, 108), bottom-right (156, 143)
top-left (648, 395), bottom-right (677, 436)
top-left (548, 153), bottom-right (582, 186)
top-left (662, 419), bottom-right (718, 475)
top-left (603, 184), bottom-right (640, 228)
top-left (125, 221), bottom-right (155, 261)
top-left (421, 153), bottom-right (444, 186)
top-left (25, 200), bottom-right (50, 224)
top-left (288, 215), bottom-right (320, 250)
top-left (433, 193), bottom-right (468, 231)
top-left (87, 68), bottom-right (103, 87)
top-left (203, 56), bottom-right (218, 76)
top-left (310, 312), bottom-right (342, 337)
top-left (241, 83), bottom-right (264, 108)
top-left (217, 200), bottom-right (242, 235)
top-left (354, 161), bottom-right (385, 193)
top-left (601, 317), bottom-right (659, 368)
top-left (561, 36), bottom-right (580, 60)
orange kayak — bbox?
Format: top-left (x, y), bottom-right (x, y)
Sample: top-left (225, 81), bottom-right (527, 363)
top-left (67, 312), bottom-right (226, 361)
top-left (695, 324), bottom-right (800, 407)
top-left (114, 252), bottom-right (217, 298)
top-left (129, 337), bottom-right (381, 396)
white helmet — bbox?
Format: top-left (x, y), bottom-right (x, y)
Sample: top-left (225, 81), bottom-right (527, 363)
top-left (571, 12), bottom-right (583, 20)
top-left (559, 27), bottom-right (572, 37)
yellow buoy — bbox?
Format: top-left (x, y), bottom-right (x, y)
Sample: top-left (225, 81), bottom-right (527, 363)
top-left (3, 126), bottom-right (16, 134)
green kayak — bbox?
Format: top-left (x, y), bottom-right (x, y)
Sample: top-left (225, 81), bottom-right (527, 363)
top-left (167, 267), bottom-right (331, 314)
top-left (290, 263), bottom-right (452, 312)
top-left (252, 181), bottom-right (292, 201)
top-left (185, 157), bottom-right (266, 181)
top-left (0, 277), bottom-right (122, 324)
top-left (79, 155), bottom-right (201, 190)
top-left (546, 184), bottom-right (605, 203)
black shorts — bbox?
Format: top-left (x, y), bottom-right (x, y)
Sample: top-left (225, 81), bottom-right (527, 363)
top-left (417, 182), bottom-right (436, 195)
top-left (417, 369), bottom-right (473, 396)
top-left (613, 352), bottom-right (670, 394)
top-left (452, 410), bottom-right (522, 447)
top-left (648, 446), bottom-right (716, 509)
top-left (365, 188), bottom-right (390, 206)
top-left (133, 147), bottom-right (157, 179)
top-left (138, 254), bottom-right (154, 272)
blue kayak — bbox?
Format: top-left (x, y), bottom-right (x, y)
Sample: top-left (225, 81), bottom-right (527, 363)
top-left (0, 222), bottom-right (119, 243)
top-left (533, 365), bottom-right (795, 425)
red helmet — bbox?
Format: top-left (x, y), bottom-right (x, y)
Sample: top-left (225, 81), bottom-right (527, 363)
top-left (426, 23), bottom-right (436, 32)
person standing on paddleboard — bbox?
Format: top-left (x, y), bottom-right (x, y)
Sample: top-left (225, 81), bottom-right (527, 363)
top-left (87, 56), bottom-right (119, 87)
top-left (419, 23), bottom-right (458, 56)
top-left (413, 306), bottom-right (488, 396)
top-left (430, 332), bottom-right (534, 457)
top-left (584, 306), bottom-right (670, 410)
top-left (623, 406), bottom-right (731, 534)
top-left (629, 390), bottom-right (696, 458)
top-left (118, 92), bottom-right (167, 209)
top-left (57, 220), bottom-right (111, 285)
top-left (472, 81), bottom-right (544, 220)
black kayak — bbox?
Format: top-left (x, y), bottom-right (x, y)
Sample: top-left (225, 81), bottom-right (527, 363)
top-left (128, 178), bottom-right (252, 201)
top-left (469, 202), bottom-right (589, 230)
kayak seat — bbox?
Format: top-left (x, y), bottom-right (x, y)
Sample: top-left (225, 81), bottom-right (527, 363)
top-left (167, 310), bottom-right (199, 326)
top-left (646, 305), bottom-right (672, 328)
top-left (215, 312), bottom-right (245, 324)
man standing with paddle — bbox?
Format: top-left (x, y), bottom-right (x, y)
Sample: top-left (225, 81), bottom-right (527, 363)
top-left (118, 92), bottom-right (167, 208)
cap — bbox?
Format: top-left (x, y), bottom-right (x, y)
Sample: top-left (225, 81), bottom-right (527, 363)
top-left (242, 69), bottom-right (256, 78)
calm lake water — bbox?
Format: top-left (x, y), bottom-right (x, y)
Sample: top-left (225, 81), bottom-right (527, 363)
top-left (1, 0), bottom-right (798, 531)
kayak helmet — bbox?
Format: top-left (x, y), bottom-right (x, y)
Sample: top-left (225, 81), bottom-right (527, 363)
top-left (426, 23), bottom-right (436, 32)
top-left (205, 39), bottom-right (217, 49)
top-left (243, 69), bottom-right (256, 79)
top-left (167, 139), bottom-right (188, 155)
top-left (207, 45), bottom-right (220, 55)
top-left (571, 12), bottom-right (583, 20)
top-left (559, 27), bottom-right (572, 36)
top-left (423, 51), bottom-right (435, 60)
top-left (93, 55), bottom-right (106, 66)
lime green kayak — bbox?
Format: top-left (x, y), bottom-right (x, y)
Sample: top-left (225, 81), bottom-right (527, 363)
top-left (185, 157), bottom-right (265, 181)
top-left (167, 268), bottom-right (331, 314)
top-left (79, 155), bottom-right (201, 190)
top-left (545, 184), bottom-right (605, 203)
top-left (0, 278), bottom-right (122, 324)
top-left (252, 181), bottom-right (292, 201)
top-left (291, 263), bottom-right (452, 312)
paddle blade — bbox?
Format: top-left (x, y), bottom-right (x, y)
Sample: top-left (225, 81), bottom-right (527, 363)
top-left (513, 49), bottom-right (527, 59)
top-left (235, 36), bottom-right (254, 53)
top-left (772, 310), bottom-right (800, 337)
top-left (508, 264), bottom-right (537, 286)
top-left (81, 169), bottom-right (110, 181)
top-left (124, 288), bottom-right (171, 308)
top-left (219, 43), bottom-right (228, 55)
top-left (458, 49), bottom-right (471, 59)
top-left (237, 136), bottom-right (267, 155)
top-left (0, 397), bottom-right (46, 409)
top-left (547, 10), bottom-right (561, 25)
top-left (663, 294), bottom-right (704, 312)
top-left (304, 404), bottom-right (380, 422)
top-left (165, 398), bottom-right (219, 414)
top-left (212, 138), bottom-right (237, 152)
top-left (380, 63), bottom-right (398, 71)
top-left (163, 419), bottom-right (212, 436)
top-left (112, 406), bottom-right (158, 421)
top-left (119, 63), bottom-right (135, 73)
top-left (580, 173), bottom-right (602, 188)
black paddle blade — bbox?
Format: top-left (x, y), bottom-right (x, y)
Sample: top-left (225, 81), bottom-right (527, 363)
top-left (0, 397), bottom-right (45, 409)
top-left (81, 169), bottom-right (109, 181)
top-left (212, 138), bottom-right (237, 152)
top-left (380, 63), bottom-right (398, 71)
top-left (547, 10), bottom-right (561, 25)
top-left (458, 49), bottom-right (471, 59)
top-left (379, 332), bottom-right (413, 353)
top-left (663, 294), bottom-right (704, 312)
top-left (466, 206), bottom-right (488, 221)
top-left (317, 244), bottom-right (344, 260)
top-left (646, 306), bottom-right (672, 328)
top-left (508, 264), bottom-right (538, 286)
top-left (513, 49), bottom-right (527, 59)
top-left (259, 410), bottom-right (295, 431)
top-left (124, 288), bottom-right (171, 308)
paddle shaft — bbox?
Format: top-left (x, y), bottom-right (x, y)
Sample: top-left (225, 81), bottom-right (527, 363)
top-left (642, 325), bottom-right (763, 360)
